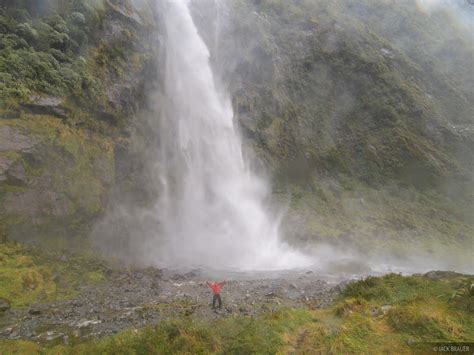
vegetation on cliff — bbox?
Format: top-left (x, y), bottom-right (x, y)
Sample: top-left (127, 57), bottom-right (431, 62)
top-left (0, 0), bottom-right (154, 243)
top-left (198, 0), bottom-right (474, 258)
top-left (0, 0), bottom-right (154, 130)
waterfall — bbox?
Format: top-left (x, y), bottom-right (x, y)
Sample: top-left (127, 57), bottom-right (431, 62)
top-left (151, 0), bottom-right (310, 270)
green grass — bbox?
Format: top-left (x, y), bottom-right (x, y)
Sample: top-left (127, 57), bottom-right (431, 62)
top-left (0, 241), bottom-right (107, 308)
top-left (1, 272), bottom-right (472, 354)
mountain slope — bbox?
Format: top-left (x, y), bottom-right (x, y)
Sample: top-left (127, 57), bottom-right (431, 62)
top-left (0, 0), bottom-right (155, 245)
top-left (0, 0), bottom-right (472, 269)
top-left (193, 0), bottom-right (473, 265)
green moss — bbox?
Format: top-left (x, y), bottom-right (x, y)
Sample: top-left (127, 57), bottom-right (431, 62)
top-left (3, 115), bottom-right (113, 216)
top-left (0, 241), bottom-right (107, 308)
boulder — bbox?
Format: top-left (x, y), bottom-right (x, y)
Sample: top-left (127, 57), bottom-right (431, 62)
top-left (21, 95), bottom-right (68, 119)
top-left (28, 307), bottom-right (41, 315)
top-left (424, 271), bottom-right (464, 280)
top-left (6, 161), bottom-right (27, 185)
top-left (0, 126), bottom-right (36, 153)
top-left (0, 156), bottom-right (13, 182)
top-left (0, 297), bottom-right (11, 312)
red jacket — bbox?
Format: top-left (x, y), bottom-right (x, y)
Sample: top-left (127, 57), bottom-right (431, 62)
top-left (207, 281), bottom-right (225, 295)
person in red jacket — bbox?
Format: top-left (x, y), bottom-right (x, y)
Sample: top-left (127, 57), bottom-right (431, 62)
top-left (206, 281), bottom-right (226, 309)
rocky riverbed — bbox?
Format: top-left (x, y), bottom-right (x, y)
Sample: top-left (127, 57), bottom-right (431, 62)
top-left (0, 268), bottom-right (349, 345)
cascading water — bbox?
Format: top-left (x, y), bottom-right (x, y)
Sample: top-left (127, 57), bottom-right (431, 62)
top-left (150, 0), bottom-right (310, 271)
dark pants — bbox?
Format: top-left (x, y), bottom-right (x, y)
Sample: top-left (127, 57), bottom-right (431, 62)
top-left (212, 294), bottom-right (222, 309)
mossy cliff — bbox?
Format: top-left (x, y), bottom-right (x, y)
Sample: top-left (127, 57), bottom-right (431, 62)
top-left (0, 0), bottom-right (156, 244)
top-left (194, 0), bottom-right (474, 260)
top-left (0, 0), bottom-right (472, 262)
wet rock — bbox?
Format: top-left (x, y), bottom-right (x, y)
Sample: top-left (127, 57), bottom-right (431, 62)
top-left (105, 0), bottom-right (146, 26)
top-left (28, 307), bottom-right (41, 315)
top-left (44, 331), bottom-right (64, 341)
top-left (171, 274), bottom-right (186, 281)
top-left (0, 126), bottom-right (36, 152)
top-left (77, 319), bottom-right (101, 328)
top-left (9, 331), bottom-right (19, 339)
top-left (0, 156), bottom-right (13, 182)
top-left (424, 271), bottom-right (463, 280)
top-left (1, 327), bottom-right (14, 336)
top-left (21, 95), bottom-right (68, 119)
top-left (371, 305), bottom-right (393, 317)
top-left (6, 161), bottom-right (27, 185)
top-left (0, 297), bottom-right (11, 312)
top-left (264, 291), bottom-right (278, 298)
top-left (333, 280), bottom-right (351, 293)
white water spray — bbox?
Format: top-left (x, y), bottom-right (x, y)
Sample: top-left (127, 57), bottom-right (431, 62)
top-left (151, 0), bottom-right (310, 270)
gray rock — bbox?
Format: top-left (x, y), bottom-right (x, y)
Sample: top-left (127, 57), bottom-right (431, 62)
top-left (6, 161), bottom-right (27, 185)
top-left (171, 274), bottom-right (186, 281)
top-left (105, 0), bottom-right (146, 26)
top-left (21, 95), bottom-right (68, 119)
top-left (424, 271), bottom-right (462, 280)
top-left (28, 307), bottom-right (41, 315)
top-left (30, 95), bottom-right (63, 107)
top-left (0, 126), bottom-right (36, 153)
top-left (1, 327), bottom-right (13, 336)
top-left (0, 156), bottom-right (13, 182)
top-left (0, 297), bottom-right (11, 312)
top-left (3, 185), bottom-right (74, 217)
top-left (264, 291), bottom-right (278, 298)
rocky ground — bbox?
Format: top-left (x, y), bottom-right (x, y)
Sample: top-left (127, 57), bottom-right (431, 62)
top-left (0, 268), bottom-right (348, 346)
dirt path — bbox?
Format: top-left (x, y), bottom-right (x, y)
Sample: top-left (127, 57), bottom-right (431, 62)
top-left (0, 268), bottom-right (349, 345)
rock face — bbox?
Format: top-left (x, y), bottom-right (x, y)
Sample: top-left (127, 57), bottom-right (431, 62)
top-left (20, 96), bottom-right (68, 119)
top-left (193, 0), bottom-right (474, 258)
top-left (0, 0), bottom-right (156, 245)
top-left (0, 117), bottom-right (114, 242)
top-left (0, 126), bottom-right (36, 153)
